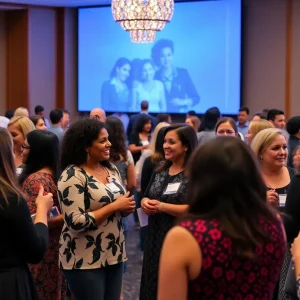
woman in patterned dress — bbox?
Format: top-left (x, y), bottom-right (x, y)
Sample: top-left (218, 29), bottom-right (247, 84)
top-left (19, 130), bottom-right (66, 300)
top-left (158, 137), bottom-right (286, 300)
top-left (58, 119), bottom-right (135, 300)
top-left (139, 124), bottom-right (198, 300)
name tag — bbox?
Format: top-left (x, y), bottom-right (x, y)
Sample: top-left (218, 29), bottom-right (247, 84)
top-left (164, 182), bottom-right (181, 195)
top-left (106, 182), bottom-right (120, 193)
top-left (279, 194), bottom-right (287, 207)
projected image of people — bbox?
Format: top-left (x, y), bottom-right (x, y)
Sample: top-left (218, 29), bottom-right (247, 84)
top-left (132, 59), bottom-right (166, 112)
top-left (101, 57), bottom-right (131, 112)
top-left (151, 39), bottom-right (200, 112)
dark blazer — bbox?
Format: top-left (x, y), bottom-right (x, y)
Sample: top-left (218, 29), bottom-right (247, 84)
top-left (155, 67), bottom-right (200, 112)
top-left (126, 113), bottom-right (157, 138)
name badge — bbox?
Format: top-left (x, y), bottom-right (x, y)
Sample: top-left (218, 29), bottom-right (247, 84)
top-left (279, 194), bottom-right (287, 207)
top-left (164, 182), bottom-right (181, 195)
top-left (106, 182), bottom-right (120, 193)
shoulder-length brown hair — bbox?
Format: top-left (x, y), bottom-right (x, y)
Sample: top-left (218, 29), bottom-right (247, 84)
top-left (0, 128), bottom-right (22, 204)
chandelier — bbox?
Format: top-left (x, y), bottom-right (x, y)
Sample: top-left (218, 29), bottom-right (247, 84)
top-left (111, 0), bottom-right (175, 43)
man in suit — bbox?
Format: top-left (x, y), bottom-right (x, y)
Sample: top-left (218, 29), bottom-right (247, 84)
top-left (126, 100), bottom-right (157, 137)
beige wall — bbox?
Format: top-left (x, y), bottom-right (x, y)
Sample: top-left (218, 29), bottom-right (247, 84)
top-left (291, 0), bottom-right (300, 115)
top-left (0, 11), bottom-right (6, 115)
top-left (28, 7), bottom-right (56, 117)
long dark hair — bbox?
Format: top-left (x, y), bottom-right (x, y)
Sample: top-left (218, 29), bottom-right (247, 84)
top-left (105, 116), bottom-right (127, 162)
top-left (157, 124), bottom-right (198, 172)
top-left (19, 130), bottom-right (60, 185)
top-left (186, 137), bottom-right (278, 259)
top-left (0, 128), bottom-right (22, 204)
top-left (60, 118), bottom-right (113, 171)
top-left (151, 126), bottom-right (168, 164)
top-left (199, 107), bottom-right (221, 132)
top-left (134, 114), bottom-right (152, 134)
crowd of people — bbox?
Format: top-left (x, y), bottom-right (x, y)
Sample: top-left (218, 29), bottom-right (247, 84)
top-left (0, 101), bottom-right (300, 300)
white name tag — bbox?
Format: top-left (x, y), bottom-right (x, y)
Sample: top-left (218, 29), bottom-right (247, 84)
top-left (279, 194), bottom-right (287, 207)
top-left (141, 140), bottom-right (149, 146)
top-left (164, 182), bottom-right (181, 195)
top-left (106, 182), bottom-right (120, 193)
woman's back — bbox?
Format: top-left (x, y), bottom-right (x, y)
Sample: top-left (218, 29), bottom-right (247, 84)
top-left (180, 217), bottom-right (286, 299)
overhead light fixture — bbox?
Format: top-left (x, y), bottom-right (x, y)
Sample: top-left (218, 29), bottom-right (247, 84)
top-left (111, 0), bottom-right (174, 43)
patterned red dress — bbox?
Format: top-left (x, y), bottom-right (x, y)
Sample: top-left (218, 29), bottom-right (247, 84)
top-left (22, 172), bottom-right (66, 300)
top-left (180, 218), bottom-right (286, 300)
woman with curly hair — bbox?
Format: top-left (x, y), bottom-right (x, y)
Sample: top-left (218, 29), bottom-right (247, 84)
top-left (58, 118), bottom-right (135, 300)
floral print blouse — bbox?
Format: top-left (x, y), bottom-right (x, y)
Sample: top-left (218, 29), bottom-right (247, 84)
top-left (57, 165), bottom-right (127, 270)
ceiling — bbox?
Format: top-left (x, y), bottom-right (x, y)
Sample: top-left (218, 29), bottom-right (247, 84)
top-left (0, 0), bottom-right (111, 7)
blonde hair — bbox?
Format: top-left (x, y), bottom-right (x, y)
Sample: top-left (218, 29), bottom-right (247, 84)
top-left (148, 122), bottom-right (170, 154)
top-left (186, 116), bottom-right (201, 132)
top-left (8, 116), bottom-right (35, 138)
top-left (13, 107), bottom-right (29, 118)
top-left (251, 128), bottom-right (286, 158)
top-left (0, 128), bottom-right (22, 204)
top-left (249, 120), bottom-right (274, 138)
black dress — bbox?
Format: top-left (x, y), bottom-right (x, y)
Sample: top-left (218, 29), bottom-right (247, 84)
top-left (139, 169), bottom-right (188, 300)
top-left (0, 192), bottom-right (49, 300)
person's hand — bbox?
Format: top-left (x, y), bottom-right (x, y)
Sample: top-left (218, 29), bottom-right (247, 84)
top-left (170, 98), bottom-right (182, 106)
top-left (114, 192), bottom-right (135, 213)
top-left (291, 232), bottom-right (300, 262)
top-left (35, 185), bottom-right (53, 213)
top-left (267, 189), bottom-right (279, 207)
top-left (141, 198), bottom-right (159, 216)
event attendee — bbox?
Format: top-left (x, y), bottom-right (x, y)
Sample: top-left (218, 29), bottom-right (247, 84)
top-left (186, 110), bottom-right (196, 118)
top-left (58, 119), bottom-right (135, 300)
top-left (7, 116), bottom-right (35, 169)
top-left (252, 112), bottom-right (267, 121)
top-left (105, 116), bottom-right (136, 300)
top-left (293, 146), bottom-right (300, 174)
top-left (267, 109), bottom-right (286, 129)
top-left (0, 127), bottom-right (53, 300)
top-left (128, 114), bottom-right (152, 164)
top-left (185, 115), bottom-right (200, 133)
top-left (111, 112), bottom-right (129, 133)
top-left (197, 106), bottom-right (220, 146)
top-left (251, 128), bottom-right (294, 299)
top-left (236, 106), bottom-right (250, 137)
top-left (245, 119), bottom-right (274, 146)
top-left (62, 109), bottom-right (70, 130)
top-left (215, 117), bottom-right (238, 137)
top-left (132, 59), bottom-right (166, 113)
top-left (290, 231), bottom-right (300, 299)
top-left (0, 116), bottom-right (9, 128)
top-left (13, 107), bottom-right (29, 118)
top-left (158, 137), bottom-right (286, 300)
top-left (140, 124), bottom-right (198, 300)
top-left (19, 130), bottom-right (65, 300)
top-left (35, 105), bottom-right (50, 127)
top-left (101, 57), bottom-right (131, 112)
top-left (156, 114), bottom-right (172, 124)
top-left (5, 109), bottom-right (14, 119)
top-left (151, 39), bottom-right (200, 112)
top-left (286, 116), bottom-right (300, 168)
top-left (126, 101), bottom-right (157, 137)
top-left (48, 109), bottom-right (64, 142)
top-left (30, 116), bottom-right (47, 131)
top-left (90, 108), bottom-right (106, 122)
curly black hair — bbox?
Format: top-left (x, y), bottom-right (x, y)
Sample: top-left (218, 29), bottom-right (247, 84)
top-left (151, 39), bottom-right (174, 66)
top-left (105, 116), bottom-right (127, 162)
top-left (60, 118), bottom-right (113, 171)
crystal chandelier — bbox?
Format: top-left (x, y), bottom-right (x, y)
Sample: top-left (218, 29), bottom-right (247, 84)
top-left (111, 0), bottom-right (175, 43)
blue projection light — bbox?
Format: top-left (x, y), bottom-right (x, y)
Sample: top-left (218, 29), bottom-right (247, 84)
top-left (78, 0), bottom-right (242, 114)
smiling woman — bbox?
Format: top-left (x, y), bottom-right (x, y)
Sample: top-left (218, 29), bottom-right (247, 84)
top-left (58, 118), bottom-right (135, 300)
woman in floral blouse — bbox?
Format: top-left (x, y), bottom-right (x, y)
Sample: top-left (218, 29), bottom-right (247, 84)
top-left (58, 119), bottom-right (135, 300)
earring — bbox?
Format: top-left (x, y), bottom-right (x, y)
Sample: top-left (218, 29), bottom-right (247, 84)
top-left (260, 156), bottom-right (263, 162)
top-left (87, 152), bottom-right (90, 160)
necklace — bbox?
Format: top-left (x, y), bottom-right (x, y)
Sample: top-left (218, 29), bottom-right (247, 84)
top-left (85, 165), bottom-right (106, 176)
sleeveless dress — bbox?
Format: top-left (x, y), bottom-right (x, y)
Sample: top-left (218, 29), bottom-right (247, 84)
top-left (180, 218), bottom-right (286, 299)
top-left (139, 169), bottom-right (188, 300)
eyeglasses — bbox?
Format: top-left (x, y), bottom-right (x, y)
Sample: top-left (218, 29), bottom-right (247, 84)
top-left (21, 144), bottom-right (30, 150)
top-left (216, 130), bottom-right (236, 136)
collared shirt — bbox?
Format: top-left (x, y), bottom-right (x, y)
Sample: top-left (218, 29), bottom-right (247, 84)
top-left (236, 120), bottom-right (249, 139)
